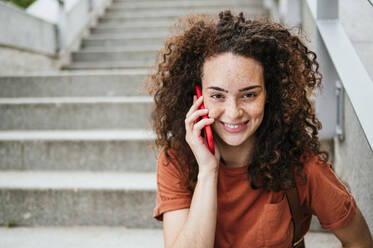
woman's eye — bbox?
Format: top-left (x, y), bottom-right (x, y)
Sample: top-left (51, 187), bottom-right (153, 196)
top-left (211, 94), bottom-right (223, 99)
top-left (244, 93), bottom-right (257, 98)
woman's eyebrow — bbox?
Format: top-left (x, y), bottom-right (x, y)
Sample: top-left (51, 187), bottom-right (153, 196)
top-left (206, 85), bottom-right (262, 92)
top-left (238, 85), bottom-right (262, 91)
top-left (206, 86), bottom-right (228, 93)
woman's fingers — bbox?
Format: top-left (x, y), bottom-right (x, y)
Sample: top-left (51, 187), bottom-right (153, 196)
top-left (186, 95), bottom-right (203, 118)
top-left (192, 118), bottom-right (215, 137)
top-left (185, 108), bottom-right (208, 135)
top-left (187, 108), bottom-right (208, 123)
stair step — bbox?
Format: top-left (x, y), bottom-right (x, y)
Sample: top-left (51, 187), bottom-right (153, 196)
top-left (0, 227), bottom-right (164, 248)
top-left (98, 15), bottom-right (179, 24)
top-left (90, 25), bottom-right (171, 35)
top-left (0, 129), bottom-right (157, 172)
top-left (104, 7), bottom-right (268, 19)
top-left (0, 171), bottom-right (160, 228)
top-left (72, 48), bottom-right (158, 63)
top-left (0, 227), bottom-right (341, 248)
top-left (63, 61), bottom-right (152, 70)
top-left (111, 0), bottom-right (251, 2)
top-left (110, 0), bottom-right (263, 9)
top-left (80, 45), bottom-right (162, 52)
top-left (0, 70), bottom-right (148, 97)
top-left (0, 97), bottom-right (153, 130)
top-left (95, 20), bottom-right (174, 29)
top-left (0, 171), bottom-right (156, 190)
top-left (88, 31), bottom-right (168, 39)
top-left (82, 36), bottom-right (165, 48)
top-left (304, 231), bottom-right (341, 247)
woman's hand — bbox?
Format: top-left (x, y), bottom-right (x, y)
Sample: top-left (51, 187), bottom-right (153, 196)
top-left (185, 95), bottom-right (220, 174)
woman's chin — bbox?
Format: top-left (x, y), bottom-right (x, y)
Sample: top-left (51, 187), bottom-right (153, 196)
top-left (216, 135), bottom-right (249, 147)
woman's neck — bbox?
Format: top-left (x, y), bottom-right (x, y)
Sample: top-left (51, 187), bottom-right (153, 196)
top-left (216, 136), bottom-right (255, 168)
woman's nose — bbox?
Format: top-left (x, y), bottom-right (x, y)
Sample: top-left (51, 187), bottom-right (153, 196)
top-left (225, 100), bottom-right (243, 119)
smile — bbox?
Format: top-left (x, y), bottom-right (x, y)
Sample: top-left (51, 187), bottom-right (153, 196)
top-left (220, 121), bottom-right (249, 133)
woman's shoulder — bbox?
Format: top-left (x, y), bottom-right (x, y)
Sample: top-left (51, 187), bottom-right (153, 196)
top-left (298, 152), bottom-right (331, 178)
top-left (157, 146), bottom-right (190, 180)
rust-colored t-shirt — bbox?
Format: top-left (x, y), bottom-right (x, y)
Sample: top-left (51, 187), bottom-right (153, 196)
top-left (153, 149), bottom-right (357, 248)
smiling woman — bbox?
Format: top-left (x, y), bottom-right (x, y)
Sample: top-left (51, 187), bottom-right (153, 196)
top-left (202, 53), bottom-right (266, 161)
top-left (145, 10), bottom-right (373, 248)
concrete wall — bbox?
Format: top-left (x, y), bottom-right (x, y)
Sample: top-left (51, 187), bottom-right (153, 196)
top-left (0, 0), bottom-right (110, 74)
top-left (333, 0), bottom-right (373, 232)
top-left (0, 46), bottom-right (59, 75)
top-left (339, 0), bottom-right (373, 81)
top-left (301, 0), bottom-right (373, 233)
top-left (334, 94), bottom-right (373, 232)
top-left (63, 0), bottom-right (90, 49)
top-left (0, 1), bottom-right (57, 55)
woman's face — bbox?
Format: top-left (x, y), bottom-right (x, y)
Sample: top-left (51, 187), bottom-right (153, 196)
top-left (201, 52), bottom-right (266, 147)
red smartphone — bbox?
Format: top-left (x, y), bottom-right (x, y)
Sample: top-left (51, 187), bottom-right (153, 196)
top-left (195, 85), bottom-right (215, 154)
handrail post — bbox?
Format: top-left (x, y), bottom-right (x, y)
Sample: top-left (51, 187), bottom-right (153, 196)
top-left (57, 0), bottom-right (66, 52)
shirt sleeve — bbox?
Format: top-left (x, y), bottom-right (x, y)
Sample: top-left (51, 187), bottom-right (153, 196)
top-left (153, 148), bottom-right (193, 221)
top-left (298, 156), bottom-right (357, 230)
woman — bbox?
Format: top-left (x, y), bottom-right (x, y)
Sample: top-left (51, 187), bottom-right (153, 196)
top-left (145, 10), bottom-right (373, 248)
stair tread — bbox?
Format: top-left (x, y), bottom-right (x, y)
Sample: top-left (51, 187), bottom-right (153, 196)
top-left (74, 47), bottom-right (160, 53)
top-left (0, 96), bottom-right (153, 104)
top-left (0, 227), bottom-right (340, 248)
top-left (110, 0), bottom-right (262, 8)
top-left (0, 171), bottom-right (156, 190)
top-left (0, 69), bottom-right (148, 77)
top-left (0, 129), bottom-right (155, 141)
top-left (79, 45), bottom-right (162, 52)
top-left (0, 227), bottom-right (163, 248)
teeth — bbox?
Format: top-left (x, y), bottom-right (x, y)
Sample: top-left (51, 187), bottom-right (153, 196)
top-left (224, 123), bottom-right (240, 129)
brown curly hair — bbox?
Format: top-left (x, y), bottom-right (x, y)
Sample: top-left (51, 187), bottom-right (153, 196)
top-left (145, 10), bottom-right (328, 192)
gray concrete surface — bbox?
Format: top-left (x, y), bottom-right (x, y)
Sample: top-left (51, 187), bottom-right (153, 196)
top-left (72, 49), bottom-right (158, 62)
top-left (110, 0), bottom-right (263, 9)
top-left (0, 130), bottom-right (157, 172)
top-left (340, 0), bottom-right (373, 81)
top-left (0, 46), bottom-right (59, 75)
top-left (90, 26), bottom-right (171, 34)
top-left (0, 1), bottom-right (57, 55)
top-left (0, 70), bottom-right (148, 97)
top-left (0, 227), bottom-right (164, 248)
top-left (334, 0), bottom-right (373, 234)
top-left (62, 61), bottom-right (153, 70)
top-left (0, 171), bottom-right (160, 228)
top-left (0, 97), bottom-right (153, 130)
top-left (0, 227), bottom-right (341, 248)
top-left (300, 0), bottom-right (373, 235)
top-left (95, 19), bottom-right (174, 28)
top-left (103, 7), bottom-right (267, 19)
top-left (333, 94), bottom-right (373, 232)
top-left (98, 15), bottom-right (180, 24)
top-left (82, 36), bottom-right (165, 48)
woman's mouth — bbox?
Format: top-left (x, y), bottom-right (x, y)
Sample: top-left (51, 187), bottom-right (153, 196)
top-left (220, 121), bottom-right (249, 133)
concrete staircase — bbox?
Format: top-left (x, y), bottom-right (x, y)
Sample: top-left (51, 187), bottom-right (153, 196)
top-left (0, 0), bottom-right (340, 247)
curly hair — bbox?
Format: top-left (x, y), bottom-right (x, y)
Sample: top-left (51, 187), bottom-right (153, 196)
top-left (145, 10), bottom-right (328, 192)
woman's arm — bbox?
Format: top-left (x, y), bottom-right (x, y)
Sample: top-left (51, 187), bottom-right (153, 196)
top-left (332, 207), bottom-right (373, 248)
top-left (163, 167), bottom-right (218, 248)
top-left (162, 95), bottom-right (220, 248)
